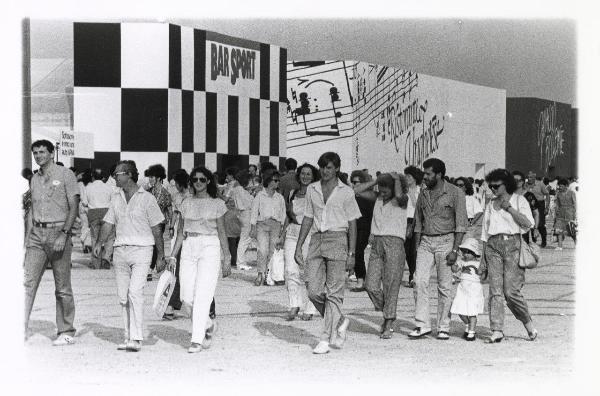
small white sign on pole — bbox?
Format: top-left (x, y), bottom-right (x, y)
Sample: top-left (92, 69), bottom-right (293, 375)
top-left (59, 130), bottom-right (76, 159)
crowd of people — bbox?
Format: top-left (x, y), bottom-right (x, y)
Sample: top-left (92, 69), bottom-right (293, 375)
top-left (22, 139), bottom-right (577, 354)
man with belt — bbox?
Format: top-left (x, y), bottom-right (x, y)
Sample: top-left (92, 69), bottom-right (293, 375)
top-left (526, 171), bottom-right (550, 248)
top-left (295, 152), bottom-right (362, 354)
top-left (85, 168), bottom-right (114, 269)
top-left (25, 140), bottom-right (80, 345)
top-left (409, 158), bottom-right (468, 340)
top-left (93, 160), bottom-right (165, 352)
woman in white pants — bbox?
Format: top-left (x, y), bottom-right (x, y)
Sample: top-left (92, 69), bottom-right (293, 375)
top-left (167, 167), bottom-right (231, 353)
top-left (229, 170), bottom-right (254, 270)
top-left (277, 163), bottom-right (320, 321)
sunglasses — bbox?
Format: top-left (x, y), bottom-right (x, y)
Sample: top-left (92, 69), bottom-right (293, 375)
top-left (192, 177), bottom-right (208, 183)
top-left (489, 183), bottom-right (504, 190)
top-left (113, 171), bottom-right (127, 177)
top-left (351, 180), bottom-right (361, 184)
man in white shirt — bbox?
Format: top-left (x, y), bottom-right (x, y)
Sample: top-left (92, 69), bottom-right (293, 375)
top-left (295, 152), bottom-right (362, 354)
top-left (86, 169), bottom-right (114, 269)
top-left (93, 160), bottom-right (165, 352)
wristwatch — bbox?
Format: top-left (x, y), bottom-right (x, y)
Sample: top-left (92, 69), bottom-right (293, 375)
top-left (348, 252), bottom-right (355, 257)
top-left (451, 248), bottom-right (460, 254)
top-left (61, 228), bottom-right (71, 236)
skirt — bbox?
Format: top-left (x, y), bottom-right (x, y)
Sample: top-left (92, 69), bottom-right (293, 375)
top-left (450, 276), bottom-right (484, 316)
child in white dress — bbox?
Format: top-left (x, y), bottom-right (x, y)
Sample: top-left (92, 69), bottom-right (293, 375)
top-left (450, 238), bottom-right (484, 341)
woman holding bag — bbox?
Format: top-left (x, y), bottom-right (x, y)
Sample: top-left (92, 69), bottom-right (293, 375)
top-left (277, 163), bottom-right (320, 321)
top-left (167, 167), bottom-right (231, 353)
top-left (479, 169), bottom-right (537, 343)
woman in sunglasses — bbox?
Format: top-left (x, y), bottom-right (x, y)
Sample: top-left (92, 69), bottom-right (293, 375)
top-left (480, 169), bottom-right (537, 343)
top-left (167, 167), bottom-right (231, 353)
top-left (250, 169), bottom-right (287, 286)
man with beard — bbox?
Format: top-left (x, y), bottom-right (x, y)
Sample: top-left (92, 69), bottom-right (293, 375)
top-left (409, 158), bottom-right (468, 340)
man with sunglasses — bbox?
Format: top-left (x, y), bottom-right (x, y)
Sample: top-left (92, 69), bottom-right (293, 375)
top-left (93, 160), bottom-right (166, 352)
top-left (409, 158), bottom-right (468, 340)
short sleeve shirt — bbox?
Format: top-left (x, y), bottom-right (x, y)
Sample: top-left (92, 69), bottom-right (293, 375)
top-left (30, 163), bottom-right (79, 222)
top-left (304, 179), bottom-right (362, 233)
top-left (181, 197), bottom-right (227, 235)
top-left (103, 187), bottom-right (165, 246)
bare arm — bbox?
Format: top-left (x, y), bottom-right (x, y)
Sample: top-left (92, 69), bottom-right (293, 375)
top-left (294, 216), bottom-right (314, 265)
top-left (216, 215), bottom-right (231, 277)
top-left (93, 221), bottom-right (115, 258)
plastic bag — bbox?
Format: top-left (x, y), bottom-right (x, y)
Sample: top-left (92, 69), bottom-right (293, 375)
top-left (266, 249), bottom-right (285, 285)
top-left (364, 244), bottom-right (372, 271)
top-left (152, 267), bottom-right (177, 318)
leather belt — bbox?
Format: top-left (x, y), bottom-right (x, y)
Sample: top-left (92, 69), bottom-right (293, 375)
top-left (33, 220), bottom-right (64, 228)
top-left (424, 232), bottom-right (453, 237)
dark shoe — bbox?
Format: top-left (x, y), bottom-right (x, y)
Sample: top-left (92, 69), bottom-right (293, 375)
top-left (101, 259), bottom-right (111, 269)
top-left (408, 327), bottom-right (431, 339)
top-left (253, 273), bottom-right (264, 286)
top-left (147, 274), bottom-right (153, 282)
top-left (528, 329), bottom-right (538, 341)
top-left (286, 307), bottom-right (300, 321)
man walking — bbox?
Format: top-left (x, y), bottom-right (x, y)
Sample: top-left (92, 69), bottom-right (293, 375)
top-left (25, 140), bottom-right (80, 345)
top-left (409, 158), bottom-right (468, 340)
top-left (295, 152), bottom-right (362, 354)
top-left (85, 169), bottom-right (114, 269)
top-left (93, 160), bottom-right (165, 352)
top-left (526, 171), bottom-right (550, 247)
top-left (279, 157), bottom-right (300, 202)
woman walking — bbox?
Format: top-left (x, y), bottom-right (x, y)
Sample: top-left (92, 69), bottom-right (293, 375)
top-left (403, 166), bottom-right (423, 287)
top-left (364, 172), bottom-right (408, 339)
top-left (553, 178), bottom-right (577, 249)
top-left (167, 167), bottom-right (231, 353)
top-left (146, 164), bottom-right (173, 280)
top-left (349, 170), bottom-right (376, 292)
top-left (250, 169), bottom-right (286, 286)
top-left (277, 163), bottom-right (320, 321)
top-left (480, 169), bottom-right (537, 343)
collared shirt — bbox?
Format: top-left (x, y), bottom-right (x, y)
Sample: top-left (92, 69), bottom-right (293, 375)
top-left (406, 185), bottom-right (421, 218)
top-left (279, 172), bottom-right (300, 202)
top-left (304, 179), bottom-right (362, 233)
top-left (371, 197), bottom-right (407, 238)
top-left (103, 187), bottom-right (165, 247)
top-left (85, 180), bottom-right (113, 209)
top-left (414, 181), bottom-right (468, 235)
top-left (526, 180), bottom-right (548, 201)
top-left (30, 162), bottom-right (79, 223)
top-left (250, 189), bottom-right (286, 225)
top-left (180, 196), bottom-right (227, 235)
top-left (231, 185), bottom-right (254, 211)
top-left (465, 195), bottom-right (483, 219)
top-left (481, 193), bottom-right (534, 242)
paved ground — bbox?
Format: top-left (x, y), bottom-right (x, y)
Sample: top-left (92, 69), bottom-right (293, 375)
top-left (20, 236), bottom-right (580, 392)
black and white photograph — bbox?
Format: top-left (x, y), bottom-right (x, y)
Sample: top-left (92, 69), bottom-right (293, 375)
top-left (5, 0), bottom-right (599, 394)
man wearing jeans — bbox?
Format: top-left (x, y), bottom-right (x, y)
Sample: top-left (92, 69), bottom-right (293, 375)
top-left (94, 160), bottom-right (165, 352)
top-left (295, 152), bottom-right (361, 354)
top-left (410, 158), bottom-right (468, 340)
top-left (24, 140), bottom-right (79, 345)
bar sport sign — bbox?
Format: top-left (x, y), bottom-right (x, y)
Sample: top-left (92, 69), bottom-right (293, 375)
top-left (206, 40), bottom-right (260, 98)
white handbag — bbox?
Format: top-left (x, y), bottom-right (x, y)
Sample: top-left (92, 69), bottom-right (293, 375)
top-left (152, 266), bottom-right (177, 318)
top-left (266, 249), bottom-right (285, 285)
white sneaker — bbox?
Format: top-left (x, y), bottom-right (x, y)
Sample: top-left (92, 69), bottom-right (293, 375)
top-left (555, 247), bottom-right (563, 251)
top-left (238, 265), bottom-right (252, 271)
top-left (312, 341), bottom-right (330, 354)
top-left (188, 343), bottom-right (203, 353)
top-left (126, 340), bottom-right (142, 352)
top-left (117, 340), bottom-right (129, 350)
top-left (52, 334), bottom-right (75, 346)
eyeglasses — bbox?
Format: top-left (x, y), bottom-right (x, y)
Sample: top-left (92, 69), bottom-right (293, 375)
top-left (192, 177), bottom-right (208, 183)
top-left (351, 180), bottom-right (361, 184)
top-left (489, 183), bottom-right (504, 190)
top-left (113, 171), bottom-right (127, 177)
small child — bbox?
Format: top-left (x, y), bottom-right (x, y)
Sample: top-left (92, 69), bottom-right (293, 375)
top-left (450, 238), bottom-right (484, 341)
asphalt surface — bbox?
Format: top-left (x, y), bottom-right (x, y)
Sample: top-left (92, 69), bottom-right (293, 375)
top-left (20, 236), bottom-right (581, 393)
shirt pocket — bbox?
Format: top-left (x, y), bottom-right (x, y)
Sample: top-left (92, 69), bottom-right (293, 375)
top-left (437, 195), bottom-right (455, 219)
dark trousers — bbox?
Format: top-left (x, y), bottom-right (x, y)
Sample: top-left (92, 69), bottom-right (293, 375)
top-left (355, 228), bottom-right (370, 280)
top-left (228, 237), bottom-right (239, 267)
top-left (150, 223), bottom-right (166, 270)
top-left (168, 248), bottom-right (182, 310)
top-left (404, 218), bottom-right (417, 282)
top-left (534, 200), bottom-right (547, 246)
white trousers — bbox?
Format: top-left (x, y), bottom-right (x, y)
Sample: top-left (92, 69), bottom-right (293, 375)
top-left (180, 235), bottom-right (221, 344)
top-left (284, 234), bottom-right (318, 314)
top-left (236, 210), bottom-right (253, 266)
top-left (113, 246), bottom-right (153, 341)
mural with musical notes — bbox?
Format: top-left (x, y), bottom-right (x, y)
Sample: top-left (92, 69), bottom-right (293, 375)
top-left (286, 60), bottom-right (506, 177)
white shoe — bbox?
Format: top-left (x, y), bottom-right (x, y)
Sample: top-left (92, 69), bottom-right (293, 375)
top-left (312, 341), bottom-right (330, 354)
top-left (188, 343), bottom-right (203, 353)
top-left (238, 265), bottom-right (252, 271)
top-left (117, 340), bottom-right (129, 350)
top-left (331, 317), bottom-right (350, 349)
top-left (52, 334), bottom-right (75, 346)
top-left (126, 340), bottom-right (142, 352)
top-left (555, 247), bottom-right (563, 251)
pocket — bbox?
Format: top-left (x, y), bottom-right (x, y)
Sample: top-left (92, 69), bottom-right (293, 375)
top-left (322, 233), bottom-right (348, 261)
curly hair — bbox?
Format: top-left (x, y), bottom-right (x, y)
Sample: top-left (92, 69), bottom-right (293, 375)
top-left (403, 165), bottom-right (423, 185)
top-left (296, 163), bottom-right (320, 185)
top-left (455, 176), bottom-right (474, 196)
top-left (485, 168), bottom-right (517, 194)
top-left (189, 167), bottom-right (217, 198)
top-left (146, 164), bottom-right (167, 180)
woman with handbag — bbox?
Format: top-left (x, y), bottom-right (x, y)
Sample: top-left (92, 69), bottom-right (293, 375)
top-left (480, 169), bottom-right (537, 343)
top-left (250, 169), bottom-right (286, 286)
top-left (167, 167), bottom-right (231, 353)
top-left (277, 163), bottom-right (320, 321)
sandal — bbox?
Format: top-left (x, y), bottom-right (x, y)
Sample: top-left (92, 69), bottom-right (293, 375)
top-left (300, 313), bottom-right (313, 321)
top-left (253, 273), bottom-right (264, 286)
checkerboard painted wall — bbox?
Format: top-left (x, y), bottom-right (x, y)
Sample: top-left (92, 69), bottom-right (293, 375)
top-left (73, 22), bottom-right (287, 175)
